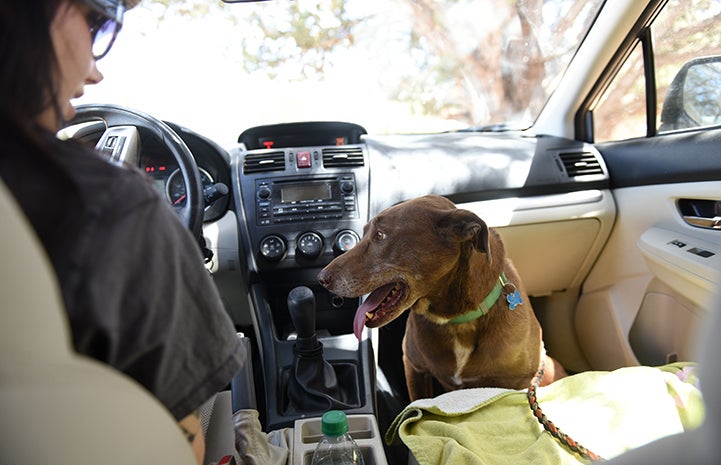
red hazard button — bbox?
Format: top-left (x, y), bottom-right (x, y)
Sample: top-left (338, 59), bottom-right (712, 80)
top-left (297, 151), bottom-right (312, 168)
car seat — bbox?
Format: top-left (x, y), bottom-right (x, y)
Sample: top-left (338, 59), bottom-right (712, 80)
top-left (603, 289), bottom-right (719, 465)
top-left (0, 179), bottom-right (196, 465)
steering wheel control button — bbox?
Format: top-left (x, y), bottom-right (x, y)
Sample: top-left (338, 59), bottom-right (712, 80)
top-left (296, 231), bottom-right (324, 259)
top-left (93, 126), bottom-right (140, 166)
top-left (259, 235), bottom-right (287, 262)
top-left (334, 230), bottom-right (360, 254)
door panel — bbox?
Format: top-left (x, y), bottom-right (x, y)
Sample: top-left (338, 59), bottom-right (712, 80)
top-left (577, 131), bottom-right (721, 370)
top-left (600, 128), bottom-right (721, 188)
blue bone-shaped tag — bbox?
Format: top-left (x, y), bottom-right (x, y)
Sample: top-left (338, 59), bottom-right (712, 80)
top-left (506, 289), bottom-right (523, 310)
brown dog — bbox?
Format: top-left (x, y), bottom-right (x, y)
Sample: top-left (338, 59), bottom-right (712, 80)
top-left (317, 195), bottom-right (566, 400)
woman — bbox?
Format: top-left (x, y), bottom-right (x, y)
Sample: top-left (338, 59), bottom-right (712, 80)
top-left (0, 1), bottom-right (244, 463)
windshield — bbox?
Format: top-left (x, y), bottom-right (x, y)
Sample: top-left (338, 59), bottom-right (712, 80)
top-left (76, 0), bottom-right (605, 147)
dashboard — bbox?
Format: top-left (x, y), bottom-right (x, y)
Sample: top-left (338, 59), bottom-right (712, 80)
top-left (138, 122), bottom-right (233, 224)
top-left (82, 117), bottom-right (610, 297)
top-left (69, 115), bottom-right (615, 433)
top-left (76, 115), bottom-right (613, 400)
top-left (223, 120), bottom-right (614, 431)
top-left (232, 122), bottom-right (370, 276)
top-left (238, 121), bottom-right (367, 150)
top-left (142, 158), bottom-right (213, 208)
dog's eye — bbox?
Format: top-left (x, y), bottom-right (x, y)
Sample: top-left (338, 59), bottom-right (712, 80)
top-left (374, 230), bottom-right (386, 242)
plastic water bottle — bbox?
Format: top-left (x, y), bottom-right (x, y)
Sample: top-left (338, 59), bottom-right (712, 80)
top-left (310, 410), bottom-right (365, 465)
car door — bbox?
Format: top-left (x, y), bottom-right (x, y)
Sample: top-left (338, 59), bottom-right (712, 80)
top-left (573, 0), bottom-right (721, 371)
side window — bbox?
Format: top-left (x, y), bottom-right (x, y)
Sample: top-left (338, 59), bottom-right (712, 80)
top-left (594, 0), bottom-right (721, 142)
top-left (593, 44), bottom-right (645, 142)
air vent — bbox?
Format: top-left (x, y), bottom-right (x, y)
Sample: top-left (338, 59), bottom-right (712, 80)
top-left (558, 151), bottom-right (603, 177)
top-left (243, 151), bottom-right (286, 174)
top-left (322, 147), bottom-right (364, 168)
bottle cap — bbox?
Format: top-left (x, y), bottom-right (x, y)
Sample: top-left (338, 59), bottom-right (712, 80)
top-left (321, 410), bottom-right (349, 437)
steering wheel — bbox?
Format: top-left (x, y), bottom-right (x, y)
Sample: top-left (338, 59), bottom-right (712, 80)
top-left (68, 104), bottom-right (204, 239)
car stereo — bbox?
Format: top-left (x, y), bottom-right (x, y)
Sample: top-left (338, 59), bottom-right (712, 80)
top-left (254, 175), bottom-right (358, 226)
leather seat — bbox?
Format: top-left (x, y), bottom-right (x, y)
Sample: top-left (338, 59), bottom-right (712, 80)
top-left (0, 180), bottom-right (196, 465)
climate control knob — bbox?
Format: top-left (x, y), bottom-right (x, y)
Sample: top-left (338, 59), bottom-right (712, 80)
top-left (334, 229), bottom-right (360, 254)
top-left (259, 235), bottom-right (287, 262)
top-left (296, 231), bottom-right (324, 259)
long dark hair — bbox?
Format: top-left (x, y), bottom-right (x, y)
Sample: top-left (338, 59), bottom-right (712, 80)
top-left (0, 0), bottom-right (92, 218)
top-left (0, 0), bottom-right (68, 134)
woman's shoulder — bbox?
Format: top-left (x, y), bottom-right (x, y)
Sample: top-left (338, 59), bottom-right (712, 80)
top-left (49, 138), bottom-right (170, 222)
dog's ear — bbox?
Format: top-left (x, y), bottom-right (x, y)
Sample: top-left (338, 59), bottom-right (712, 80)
top-left (437, 209), bottom-right (491, 263)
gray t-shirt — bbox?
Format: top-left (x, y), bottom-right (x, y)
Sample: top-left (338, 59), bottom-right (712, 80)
top-left (1, 128), bottom-right (243, 420)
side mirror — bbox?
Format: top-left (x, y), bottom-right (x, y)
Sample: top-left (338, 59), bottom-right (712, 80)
top-left (660, 55), bottom-right (721, 132)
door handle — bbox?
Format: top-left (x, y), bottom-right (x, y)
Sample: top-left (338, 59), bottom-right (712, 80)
top-left (678, 198), bottom-right (721, 230)
top-left (682, 215), bottom-right (721, 229)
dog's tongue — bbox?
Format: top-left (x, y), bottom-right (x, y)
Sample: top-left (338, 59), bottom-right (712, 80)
top-left (353, 283), bottom-right (396, 340)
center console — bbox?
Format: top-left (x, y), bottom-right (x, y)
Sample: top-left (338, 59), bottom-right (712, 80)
top-left (231, 122), bottom-right (374, 432)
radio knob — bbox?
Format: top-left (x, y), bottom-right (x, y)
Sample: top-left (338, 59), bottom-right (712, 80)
top-left (257, 186), bottom-right (271, 200)
top-left (334, 229), bottom-right (360, 254)
top-left (296, 231), bottom-right (324, 259)
top-left (340, 181), bottom-right (354, 194)
top-left (259, 235), bottom-right (286, 262)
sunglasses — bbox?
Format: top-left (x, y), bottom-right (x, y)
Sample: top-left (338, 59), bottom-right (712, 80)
top-left (85, 1), bottom-right (126, 60)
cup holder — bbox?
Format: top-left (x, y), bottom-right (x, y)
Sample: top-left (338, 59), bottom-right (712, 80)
top-left (293, 414), bottom-right (388, 465)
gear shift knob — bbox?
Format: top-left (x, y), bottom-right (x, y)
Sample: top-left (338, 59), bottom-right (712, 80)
top-left (287, 286), bottom-right (316, 340)
top-left (285, 286), bottom-right (354, 412)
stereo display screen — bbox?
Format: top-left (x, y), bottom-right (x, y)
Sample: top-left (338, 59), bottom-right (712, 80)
top-left (280, 182), bottom-right (332, 203)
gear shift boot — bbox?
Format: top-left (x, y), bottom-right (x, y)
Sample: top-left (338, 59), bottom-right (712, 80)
top-left (283, 357), bottom-right (360, 414)
top-left (284, 286), bottom-right (361, 413)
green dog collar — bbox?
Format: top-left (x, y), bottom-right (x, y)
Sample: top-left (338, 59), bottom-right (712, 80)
top-left (449, 272), bottom-right (522, 324)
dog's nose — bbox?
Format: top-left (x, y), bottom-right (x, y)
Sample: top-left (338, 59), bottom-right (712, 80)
top-left (317, 269), bottom-right (331, 288)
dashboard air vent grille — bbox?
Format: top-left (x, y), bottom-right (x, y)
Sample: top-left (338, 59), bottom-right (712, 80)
top-left (559, 151), bottom-right (603, 177)
top-left (243, 151), bottom-right (286, 174)
top-left (322, 147), bottom-right (364, 168)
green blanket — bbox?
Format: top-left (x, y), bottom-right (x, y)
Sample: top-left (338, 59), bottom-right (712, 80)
top-left (386, 364), bottom-right (703, 464)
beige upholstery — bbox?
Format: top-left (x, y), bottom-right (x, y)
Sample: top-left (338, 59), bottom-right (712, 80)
top-left (0, 180), bottom-right (196, 465)
top-left (605, 295), bottom-right (719, 465)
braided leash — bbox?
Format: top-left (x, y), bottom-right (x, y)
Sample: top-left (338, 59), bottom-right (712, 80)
top-left (527, 362), bottom-right (605, 462)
